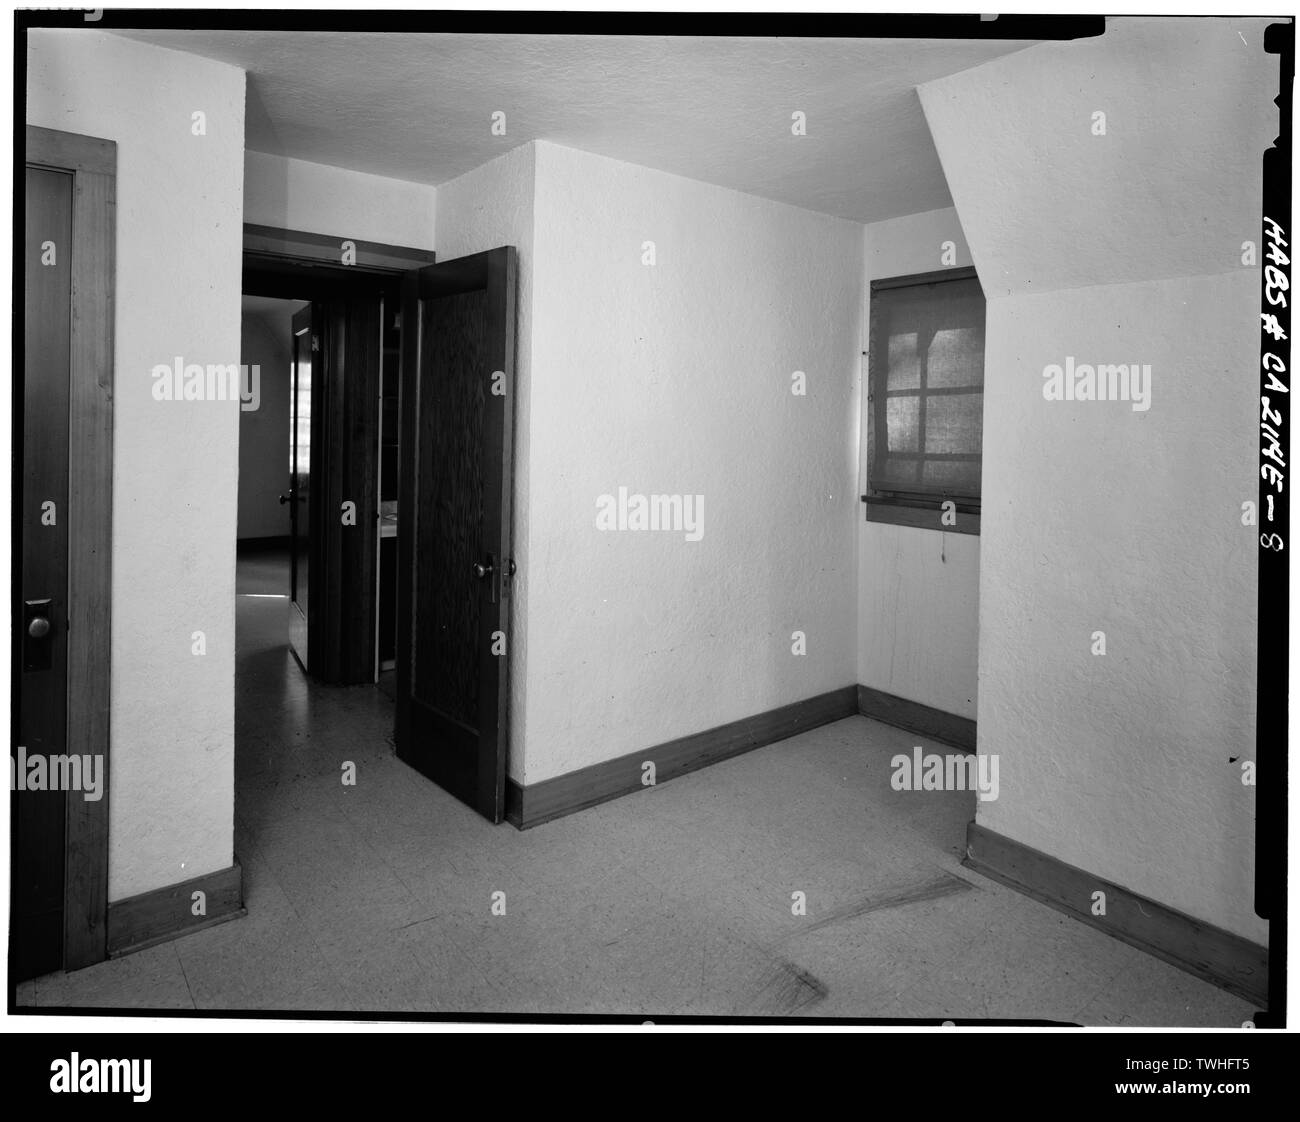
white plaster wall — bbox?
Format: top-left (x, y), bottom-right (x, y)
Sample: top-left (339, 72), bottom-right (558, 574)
top-left (28, 30), bottom-right (246, 900)
top-left (859, 523), bottom-right (979, 718)
top-left (976, 275), bottom-right (1261, 941)
top-left (433, 144), bottom-right (537, 782)
top-left (237, 306), bottom-right (293, 540)
top-left (244, 150), bottom-right (436, 248)
top-left (522, 141), bottom-right (862, 784)
top-left (918, 16), bottom-right (1272, 941)
top-left (859, 207), bottom-right (980, 718)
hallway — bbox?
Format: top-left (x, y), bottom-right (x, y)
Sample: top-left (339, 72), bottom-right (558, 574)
top-left (15, 555), bottom-right (1254, 1022)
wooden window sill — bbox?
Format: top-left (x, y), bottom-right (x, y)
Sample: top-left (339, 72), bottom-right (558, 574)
top-left (861, 500), bottom-right (980, 536)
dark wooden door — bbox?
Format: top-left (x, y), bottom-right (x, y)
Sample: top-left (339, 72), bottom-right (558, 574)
top-left (288, 304), bottom-right (312, 672)
top-left (396, 248), bottom-right (517, 822)
top-left (14, 166), bottom-right (74, 979)
top-left (287, 295), bottom-right (382, 684)
top-left (316, 294), bottom-right (382, 684)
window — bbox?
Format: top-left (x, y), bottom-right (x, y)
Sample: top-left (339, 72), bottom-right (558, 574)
top-left (864, 266), bottom-right (985, 534)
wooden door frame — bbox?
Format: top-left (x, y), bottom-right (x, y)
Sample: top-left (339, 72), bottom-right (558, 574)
top-left (21, 125), bottom-right (115, 971)
top-left (244, 223), bottom-right (438, 275)
top-left (240, 227), bottom-right (435, 684)
top-left (287, 304), bottom-right (313, 673)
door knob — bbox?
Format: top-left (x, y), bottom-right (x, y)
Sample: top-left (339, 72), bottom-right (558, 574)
top-left (23, 599), bottom-right (53, 671)
top-left (279, 492), bottom-right (292, 505)
top-left (473, 560), bottom-right (494, 579)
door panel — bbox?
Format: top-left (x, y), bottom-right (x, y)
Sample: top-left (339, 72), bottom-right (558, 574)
top-left (288, 295), bottom-right (382, 684)
top-left (320, 294), bottom-right (382, 684)
top-left (288, 305), bottom-right (312, 671)
top-left (15, 166), bottom-right (73, 979)
top-left (396, 248), bottom-right (516, 822)
top-left (413, 289), bottom-right (487, 725)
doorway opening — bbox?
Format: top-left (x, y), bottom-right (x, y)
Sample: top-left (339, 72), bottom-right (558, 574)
top-left (235, 229), bottom-right (427, 845)
top-left (235, 227), bottom-right (521, 834)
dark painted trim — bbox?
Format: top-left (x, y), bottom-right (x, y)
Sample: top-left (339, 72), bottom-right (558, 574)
top-left (106, 862), bottom-right (245, 958)
top-left (243, 223), bottom-right (437, 273)
top-left (870, 265), bottom-right (979, 291)
top-left (26, 123), bottom-right (115, 174)
top-left (507, 686), bottom-right (858, 829)
top-left (965, 823), bottom-right (1268, 1006)
top-left (856, 685), bottom-right (976, 751)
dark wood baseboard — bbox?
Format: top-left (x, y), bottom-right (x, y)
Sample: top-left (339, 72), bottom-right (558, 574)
top-left (507, 685), bottom-right (858, 828)
top-left (106, 862), bottom-right (245, 958)
top-left (856, 684), bottom-right (976, 751)
top-left (965, 822), bottom-right (1268, 1005)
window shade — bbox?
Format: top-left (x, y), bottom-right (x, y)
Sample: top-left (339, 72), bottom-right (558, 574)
top-left (869, 275), bottom-right (985, 506)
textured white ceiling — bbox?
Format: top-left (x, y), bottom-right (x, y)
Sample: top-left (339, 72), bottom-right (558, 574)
top-left (115, 31), bottom-right (1030, 223)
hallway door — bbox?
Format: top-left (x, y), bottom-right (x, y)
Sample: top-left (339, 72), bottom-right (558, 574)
top-left (395, 248), bottom-right (517, 823)
top-left (15, 165), bottom-right (74, 979)
top-left (16, 127), bottom-right (114, 979)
